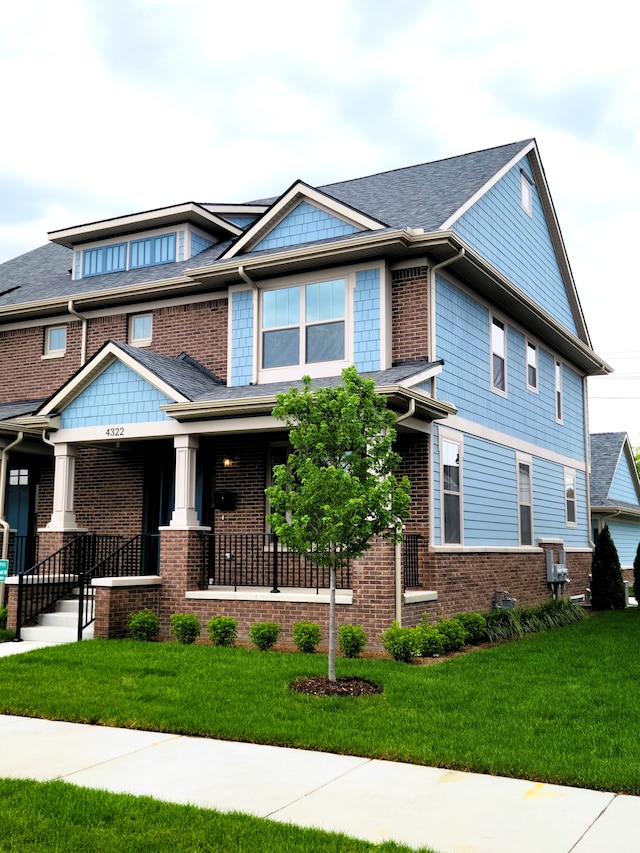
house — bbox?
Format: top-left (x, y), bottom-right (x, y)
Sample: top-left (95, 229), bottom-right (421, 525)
top-left (0, 139), bottom-right (611, 645)
top-left (590, 432), bottom-right (640, 581)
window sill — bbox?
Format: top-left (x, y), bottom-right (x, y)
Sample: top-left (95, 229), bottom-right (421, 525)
top-left (41, 352), bottom-right (66, 360)
top-left (404, 590), bottom-right (438, 604)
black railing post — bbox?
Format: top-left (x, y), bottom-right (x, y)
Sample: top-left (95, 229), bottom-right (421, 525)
top-left (14, 572), bottom-right (24, 641)
top-left (271, 533), bottom-right (280, 593)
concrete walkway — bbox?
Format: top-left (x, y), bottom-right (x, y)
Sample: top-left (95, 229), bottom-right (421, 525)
top-left (0, 710), bottom-right (638, 853)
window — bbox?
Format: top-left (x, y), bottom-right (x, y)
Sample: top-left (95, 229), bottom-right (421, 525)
top-left (555, 361), bottom-right (563, 421)
top-left (129, 313), bottom-right (152, 346)
top-left (517, 457), bottom-right (533, 546)
top-left (491, 317), bottom-right (506, 393)
top-left (526, 341), bottom-right (538, 390)
top-left (130, 233), bottom-right (176, 269)
top-left (520, 172), bottom-right (533, 215)
top-left (442, 438), bottom-right (462, 544)
top-left (262, 279), bottom-right (345, 369)
top-left (565, 470), bottom-right (576, 525)
top-left (44, 325), bottom-right (66, 356)
top-left (9, 468), bottom-right (28, 486)
top-left (82, 243), bottom-right (127, 277)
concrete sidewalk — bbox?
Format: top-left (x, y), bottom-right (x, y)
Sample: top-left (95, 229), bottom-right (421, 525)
top-left (0, 713), bottom-right (637, 853)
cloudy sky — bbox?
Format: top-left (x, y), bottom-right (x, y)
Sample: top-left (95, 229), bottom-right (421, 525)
top-left (1, 0), bottom-right (638, 441)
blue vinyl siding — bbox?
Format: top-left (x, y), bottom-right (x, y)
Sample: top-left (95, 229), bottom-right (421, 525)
top-left (83, 243), bottom-right (127, 277)
top-left (435, 275), bottom-right (585, 459)
top-left (433, 425), bottom-right (590, 547)
top-left (254, 202), bottom-right (359, 252)
top-left (59, 361), bottom-right (172, 428)
top-left (224, 214), bottom-right (260, 227)
top-left (230, 289), bottom-right (254, 386)
top-left (452, 159), bottom-right (578, 336)
top-left (353, 268), bottom-right (380, 372)
top-left (130, 233), bottom-right (176, 268)
top-left (191, 233), bottom-right (213, 257)
top-left (606, 518), bottom-right (640, 566)
top-left (609, 455), bottom-right (640, 504)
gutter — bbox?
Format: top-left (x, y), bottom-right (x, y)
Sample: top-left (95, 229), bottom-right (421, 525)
top-left (67, 300), bottom-right (88, 365)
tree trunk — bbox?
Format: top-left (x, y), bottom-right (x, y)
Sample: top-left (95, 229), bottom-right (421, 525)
top-left (328, 563), bottom-right (336, 681)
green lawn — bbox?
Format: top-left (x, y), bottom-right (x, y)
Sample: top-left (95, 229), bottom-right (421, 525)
top-left (0, 610), bottom-right (638, 794)
top-left (0, 779), bottom-right (432, 853)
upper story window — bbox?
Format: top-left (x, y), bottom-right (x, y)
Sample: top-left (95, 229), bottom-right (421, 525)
top-left (262, 278), bottom-right (345, 369)
top-left (555, 361), bottom-right (563, 422)
top-left (129, 313), bottom-right (153, 346)
top-left (526, 341), bottom-right (538, 391)
top-left (83, 243), bottom-right (127, 277)
top-left (442, 437), bottom-right (462, 545)
top-left (491, 317), bottom-right (506, 393)
top-left (520, 172), bottom-right (533, 216)
top-left (44, 325), bottom-right (66, 357)
top-left (517, 456), bottom-right (533, 545)
top-left (565, 469), bottom-right (577, 525)
top-left (130, 233), bottom-right (176, 269)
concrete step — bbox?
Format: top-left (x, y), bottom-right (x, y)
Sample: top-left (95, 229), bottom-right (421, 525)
top-left (20, 596), bottom-right (94, 643)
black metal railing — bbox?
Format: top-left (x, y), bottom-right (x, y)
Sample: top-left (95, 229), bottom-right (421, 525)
top-left (76, 533), bottom-right (160, 640)
top-left (403, 533), bottom-right (421, 588)
top-left (8, 534), bottom-right (39, 574)
top-left (202, 533), bottom-right (350, 592)
top-left (14, 533), bottom-right (122, 641)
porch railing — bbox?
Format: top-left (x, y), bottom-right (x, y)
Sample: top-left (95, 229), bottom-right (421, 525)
top-left (202, 533), bottom-right (351, 592)
top-left (8, 534), bottom-right (39, 574)
top-left (14, 533), bottom-right (122, 641)
top-left (403, 533), bottom-right (421, 588)
top-left (77, 533), bottom-right (160, 640)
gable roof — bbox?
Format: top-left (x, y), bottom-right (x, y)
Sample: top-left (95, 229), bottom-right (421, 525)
top-left (590, 432), bottom-right (640, 512)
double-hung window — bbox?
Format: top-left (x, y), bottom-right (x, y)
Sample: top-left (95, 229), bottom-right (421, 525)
top-left (44, 325), bottom-right (67, 357)
top-left (491, 317), bottom-right (506, 393)
top-left (517, 456), bottom-right (533, 546)
top-left (565, 469), bottom-right (577, 525)
top-left (555, 361), bottom-right (563, 422)
top-left (129, 313), bottom-right (153, 346)
top-left (526, 341), bottom-right (538, 390)
top-left (262, 278), bottom-right (345, 369)
top-left (442, 437), bottom-right (462, 544)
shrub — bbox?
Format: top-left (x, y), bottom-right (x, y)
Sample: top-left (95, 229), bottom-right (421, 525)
top-left (170, 613), bottom-right (201, 645)
top-left (207, 616), bottom-right (237, 647)
top-left (436, 617), bottom-right (467, 652)
top-left (381, 622), bottom-right (421, 663)
top-left (484, 608), bottom-right (523, 642)
top-left (250, 621), bottom-right (281, 651)
top-left (518, 607), bottom-right (545, 635)
top-left (0, 605), bottom-right (7, 630)
top-left (455, 611), bottom-right (487, 644)
top-left (591, 525), bottom-right (625, 610)
top-left (634, 542), bottom-right (640, 604)
top-left (338, 624), bottom-right (367, 658)
top-left (417, 624), bottom-right (445, 657)
top-left (127, 608), bottom-right (160, 642)
top-left (292, 621), bottom-right (321, 654)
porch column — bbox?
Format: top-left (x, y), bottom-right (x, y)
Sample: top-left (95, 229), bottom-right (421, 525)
top-left (169, 435), bottom-right (201, 529)
top-left (44, 444), bottom-right (83, 531)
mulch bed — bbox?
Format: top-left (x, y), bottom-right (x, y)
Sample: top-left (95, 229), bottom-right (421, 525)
top-left (289, 676), bottom-right (383, 696)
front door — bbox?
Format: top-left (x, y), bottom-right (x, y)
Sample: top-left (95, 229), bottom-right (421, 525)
top-left (6, 467), bottom-right (36, 571)
top-left (142, 441), bottom-right (175, 572)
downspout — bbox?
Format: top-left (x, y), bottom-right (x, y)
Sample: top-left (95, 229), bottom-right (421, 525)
top-left (238, 266), bottom-right (259, 386)
top-left (394, 399), bottom-right (416, 624)
top-left (583, 377), bottom-right (594, 546)
top-left (0, 432), bottom-right (24, 606)
top-left (67, 299), bottom-right (88, 366)
top-left (429, 248), bottom-right (465, 389)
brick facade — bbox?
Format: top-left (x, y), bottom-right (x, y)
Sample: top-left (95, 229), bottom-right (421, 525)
top-left (392, 267), bottom-right (429, 364)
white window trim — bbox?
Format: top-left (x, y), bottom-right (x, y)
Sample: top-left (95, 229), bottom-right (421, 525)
top-left (525, 339), bottom-right (539, 393)
top-left (520, 172), bottom-right (533, 216)
top-left (257, 269), bottom-right (355, 384)
top-left (439, 430), bottom-right (464, 546)
top-left (564, 468), bottom-right (577, 527)
top-left (129, 313), bottom-right (153, 347)
top-left (516, 453), bottom-right (533, 547)
top-left (555, 360), bottom-right (563, 424)
top-left (42, 325), bottom-right (67, 359)
top-left (490, 314), bottom-right (507, 397)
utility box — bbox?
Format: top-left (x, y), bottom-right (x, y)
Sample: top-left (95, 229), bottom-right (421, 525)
top-left (546, 549), bottom-right (568, 584)
top-left (492, 589), bottom-right (517, 610)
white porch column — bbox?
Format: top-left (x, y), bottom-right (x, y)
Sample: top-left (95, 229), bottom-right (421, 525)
top-left (44, 443), bottom-right (84, 531)
top-left (169, 435), bottom-right (201, 529)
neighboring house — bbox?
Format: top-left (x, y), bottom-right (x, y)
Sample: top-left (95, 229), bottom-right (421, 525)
top-left (590, 432), bottom-right (640, 580)
top-left (0, 139), bottom-right (611, 644)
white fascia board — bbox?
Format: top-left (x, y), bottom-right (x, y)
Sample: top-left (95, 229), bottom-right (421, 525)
top-left (202, 204), bottom-right (269, 216)
top-left (37, 341), bottom-right (190, 417)
top-left (220, 182), bottom-right (387, 260)
top-left (395, 363), bottom-right (443, 388)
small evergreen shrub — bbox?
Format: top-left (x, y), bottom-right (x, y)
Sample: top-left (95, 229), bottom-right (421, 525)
top-left (207, 616), bottom-right (237, 647)
top-left (381, 622), bottom-right (421, 663)
top-left (250, 621), bottom-right (281, 651)
top-left (127, 608), bottom-right (160, 641)
top-left (591, 525), bottom-right (626, 610)
top-left (417, 624), bottom-right (445, 657)
top-left (0, 605), bottom-right (7, 630)
top-left (435, 617), bottom-right (467, 652)
top-left (170, 613), bottom-right (201, 645)
top-left (455, 611), bottom-right (487, 644)
top-left (338, 624), bottom-right (367, 658)
top-left (634, 542), bottom-right (640, 604)
top-left (292, 621), bottom-right (321, 653)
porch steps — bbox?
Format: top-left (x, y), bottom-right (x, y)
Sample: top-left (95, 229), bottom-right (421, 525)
top-left (19, 595), bottom-right (94, 643)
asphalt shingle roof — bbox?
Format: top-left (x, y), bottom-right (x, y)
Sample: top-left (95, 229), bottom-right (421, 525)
top-left (0, 399), bottom-right (45, 421)
top-left (590, 432), bottom-right (639, 508)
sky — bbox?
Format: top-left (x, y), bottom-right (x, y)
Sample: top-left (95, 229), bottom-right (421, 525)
top-left (0, 0), bottom-right (638, 443)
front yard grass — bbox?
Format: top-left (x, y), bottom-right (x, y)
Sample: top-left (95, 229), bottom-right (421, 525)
top-left (0, 610), bottom-right (638, 793)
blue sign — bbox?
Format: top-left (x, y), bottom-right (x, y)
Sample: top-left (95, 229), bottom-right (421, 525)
top-left (0, 560), bottom-right (8, 581)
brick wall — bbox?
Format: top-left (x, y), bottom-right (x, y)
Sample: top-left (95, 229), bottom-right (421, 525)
top-left (391, 267), bottom-right (429, 364)
top-left (94, 584), bottom-right (161, 639)
top-left (0, 322), bottom-right (82, 402)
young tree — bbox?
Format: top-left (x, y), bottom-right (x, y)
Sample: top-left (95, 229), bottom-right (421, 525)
top-left (590, 525), bottom-right (626, 610)
top-left (266, 366), bottom-right (411, 681)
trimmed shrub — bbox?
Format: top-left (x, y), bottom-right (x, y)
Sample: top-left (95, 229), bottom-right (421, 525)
top-left (170, 613), bottom-right (201, 645)
top-left (292, 621), bottom-right (321, 654)
top-left (455, 612), bottom-right (487, 644)
top-left (417, 625), bottom-right (445, 657)
top-left (250, 621), bottom-right (281, 651)
top-left (127, 608), bottom-right (160, 642)
top-left (381, 622), bottom-right (421, 663)
top-left (634, 542), bottom-right (640, 603)
top-left (591, 525), bottom-right (626, 610)
top-left (338, 624), bottom-right (367, 658)
top-left (0, 605), bottom-right (7, 631)
top-left (207, 616), bottom-right (237, 647)
top-left (436, 617), bottom-right (467, 652)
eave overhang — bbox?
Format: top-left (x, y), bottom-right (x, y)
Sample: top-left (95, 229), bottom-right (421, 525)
top-left (591, 505), bottom-right (640, 520)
